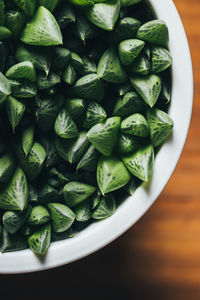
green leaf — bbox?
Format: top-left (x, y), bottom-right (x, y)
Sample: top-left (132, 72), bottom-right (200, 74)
top-left (124, 177), bottom-right (141, 196)
top-left (28, 184), bottom-right (38, 203)
top-left (27, 205), bottom-right (50, 225)
top-left (74, 199), bottom-right (92, 222)
top-left (85, 0), bottom-right (120, 31)
top-left (52, 47), bottom-right (71, 71)
top-left (15, 45), bottom-right (52, 76)
top-left (84, 102), bottom-right (107, 129)
top-left (87, 116), bottom-right (121, 156)
top-left (151, 46), bottom-right (172, 73)
top-left (120, 113), bottom-right (149, 137)
top-left (38, 184), bottom-right (60, 203)
top-left (0, 153), bottom-right (15, 183)
top-left (54, 108), bottom-right (79, 139)
top-left (0, 167), bottom-right (28, 211)
top-left (97, 47), bottom-right (128, 83)
top-left (65, 98), bottom-right (86, 120)
top-left (6, 61), bottom-right (36, 82)
top-left (77, 145), bottom-right (98, 172)
top-left (97, 155), bottom-right (131, 194)
top-left (69, 74), bottom-right (104, 102)
top-left (3, 206), bottom-right (31, 234)
top-left (0, 26), bottom-right (12, 40)
top-left (81, 56), bottom-right (97, 76)
top-left (66, 131), bottom-right (90, 163)
top-left (9, 79), bottom-right (37, 98)
top-left (13, 0), bottom-right (36, 16)
top-left (92, 194), bottom-right (116, 220)
top-left (21, 125), bottom-right (34, 156)
top-left (62, 64), bottom-right (76, 85)
top-left (119, 39), bottom-right (145, 66)
top-left (70, 52), bottom-right (83, 72)
top-left (27, 224), bottom-right (51, 255)
top-left (0, 228), bottom-right (27, 253)
top-left (146, 108), bottom-right (174, 147)
top-left (113, 91), bottom-right (147, 117)
top-left (63, 182), bottom-right (96, 207)
top-left (111, 17), bottom-right (141, 42)
top-left (6, 96), bottom-right (26, 131)
top-left (35, 95), bottom-right (63, 131)
top-left (39, 136), bottom-right (60, 167)
top-left (120, 0), bottom-right (141, 6)
top-left (130, 74), bottom-right (162, 107)
top-left (69, 0), bottom-right (94, 5)
top-left (75, 14), bottom-right (100, 42)
top-left (0, 71), bottom-right (11, 104)
top-left (122, 145), bottom-right (154, 182)
top-left (117, 133), bottom-right (142, 154)
top-left (55, 3), bottom-right (75, 29)
top-left (130, 52), bottom-right (151, 75)
top-left (47, 203), bottom-right (75, 232)
top-left (37, 0), bottom-right (60, 12)
top-left (21, 6), bottom-right (63, 46)
top-left (5, 10), bottom-right (27, 37)
top-left (37, 71), bottom-right (60, 90)
top-left (16, 142), bottom-right (46, 180)
top-left (137, 20), bottom-right (169, 46)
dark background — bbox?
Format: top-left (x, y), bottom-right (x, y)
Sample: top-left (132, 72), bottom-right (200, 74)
top-left (1, 0), bottom-right (200, 299)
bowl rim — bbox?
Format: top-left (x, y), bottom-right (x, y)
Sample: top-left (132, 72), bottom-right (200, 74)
top-left (0, 0), bottom-right (193, 274)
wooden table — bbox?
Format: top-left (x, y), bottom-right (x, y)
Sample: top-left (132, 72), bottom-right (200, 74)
top-left (1, 1), bottom-right (200, 299)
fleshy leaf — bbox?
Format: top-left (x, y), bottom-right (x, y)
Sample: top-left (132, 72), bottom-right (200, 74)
top-left (77, 145), bottom-right (98, 172)
top-left (0, 71), bottom-right (11, 104)
top-left (54, 108), bottom-right (79, 139)
top-left (118, 39), bottom-right (145, 66)
top-left (84, 102), bottom-right (107, 129)
top-left (22, 125), bottom-right (34, 156)
top-left (21, 6), bottom-right (63, 46)
top-left (120, 0), bottom-right (141, 7)
top-left (122, 145), bottom-right (154, 182)
top-left (63, 181), bottom-right (96, 207)
top-left (15, 45), bottom-right (52, 76)
top-left (47, 203), bottom-right (75, 233)
top-left (146, 108), bottom-right (174, 147)
top-left (117, 133), bottom-right (142, 154)
top-left (151, 46), bottom-right (172, 73)
top-left (27, 224), bottom-right (51, 255)
top-left (130, 74), bottom-right (162, 107)
top-left (97, 155), bottom-right (131, 194)
top-left (87, 116), bottom-right (121, 156)
top-left (137, 20), bottom-right (169, 46)
top-left (0, 167), bottom-right (28, 211)
top-left (6, 96), bottom-right (26, 131)
top-left (97, 47), bottom-right (128, 83)
top-left (0, 153), bottom-right (15, 183)
top-left (120, 113), bottom-right (149, 137)
top-left (6, 61), bottom-right (36, 82)
top-left (92, 195), bottom-right (116, 220)
top-left (85, 0), bottom-right (120, 31)
top-left (16, 142), bottom-right (46, 180)
top-left (113, 91), bottom-right (146, 117)
top-left (27, 205), bottom-right (50, 225)
top-left (13, 0), bottom-right (36, 16)
top-left (69, 74), bottom-right (104, 102)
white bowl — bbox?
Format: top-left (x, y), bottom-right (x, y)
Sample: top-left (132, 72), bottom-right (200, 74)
top-left (0, 0), bottom-right (193, 274)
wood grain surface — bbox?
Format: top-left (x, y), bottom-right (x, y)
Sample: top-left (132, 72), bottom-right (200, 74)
top-left (1, 1), bottom-right (200, 299)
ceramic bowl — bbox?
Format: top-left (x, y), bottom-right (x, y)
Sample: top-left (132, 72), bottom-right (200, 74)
top-left (0, 0), bottom-right (193, 273)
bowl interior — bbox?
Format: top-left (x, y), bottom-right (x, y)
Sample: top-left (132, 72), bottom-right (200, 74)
top-left (0, 0), bottom-right (193, 274)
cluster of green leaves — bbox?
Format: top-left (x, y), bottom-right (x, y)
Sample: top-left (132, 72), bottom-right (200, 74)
top-left (0, 0), bottom-right (173, 255)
